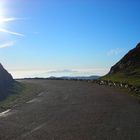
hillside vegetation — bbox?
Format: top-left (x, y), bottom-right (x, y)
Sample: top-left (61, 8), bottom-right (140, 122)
top-left (102, 43), bottom-right (140, 87)
top-left (0, 80), bottom-right (44, 111)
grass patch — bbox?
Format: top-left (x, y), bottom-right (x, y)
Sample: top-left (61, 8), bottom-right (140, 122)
top-left (101, 72), bottom-right (140, 99)
top-left (102, 72), bottom-right (140, 87)
top-left (116, 86), bottom-right (140, 98)
top-left (0, 80), bottom-right (44, 110)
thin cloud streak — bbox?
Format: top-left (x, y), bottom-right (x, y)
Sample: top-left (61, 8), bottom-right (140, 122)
top-left (0, 17), bottom-right (28, 23)
top-left (0, 41), bottom-right (15, 48)
top-left (0, 28), bottom-right (24, 37)
top-left (107, 48), bottom-right (124, 56)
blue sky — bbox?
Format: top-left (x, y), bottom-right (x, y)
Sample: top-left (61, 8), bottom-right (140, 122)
top-left (0, 0), bottom-right (140, 78)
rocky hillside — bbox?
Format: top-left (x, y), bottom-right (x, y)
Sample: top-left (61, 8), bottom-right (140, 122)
top-left (0, 63), bottom-right (14, 100)
top-left (102, 43), bottom-right (140, 86)
top-left (109, 43), bottom-right (140, 75)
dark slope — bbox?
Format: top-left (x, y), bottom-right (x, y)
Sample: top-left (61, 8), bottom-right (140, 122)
top-left (0, 63), bottom-right (14, 100)
top-left (102, 43), bottom-right (140, 86)
top-left (109, 43), bottom-right (140, 75)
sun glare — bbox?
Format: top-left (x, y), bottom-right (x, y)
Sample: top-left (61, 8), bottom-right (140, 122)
top-left (0, 16), bottom-right (5, 27)
top-left (0, 1), bottom-right (7, 27)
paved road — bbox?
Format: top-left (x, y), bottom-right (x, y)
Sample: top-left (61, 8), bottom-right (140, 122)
top-left (0, 80), bottom-right (140, 140)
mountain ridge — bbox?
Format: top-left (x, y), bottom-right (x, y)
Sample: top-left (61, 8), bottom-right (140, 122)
top-left (102, 43), bottom-right (140, 86)
top-left (109, 43), bottom-right (140, 75)
top-left (0, 63), bottom-right (14, 100)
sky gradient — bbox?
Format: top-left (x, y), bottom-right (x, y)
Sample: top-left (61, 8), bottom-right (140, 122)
top-left (0, 0), bottom-right (140, 78)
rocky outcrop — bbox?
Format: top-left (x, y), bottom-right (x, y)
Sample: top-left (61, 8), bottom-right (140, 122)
top-left (94, 79), bottom-right (140, 94)
top-left (101, 43), bottom-right (140, 91)
top-left (0, 63), bottom-right (14, 100)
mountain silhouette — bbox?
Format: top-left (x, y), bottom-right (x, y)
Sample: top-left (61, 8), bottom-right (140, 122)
top-left (103, 43), bottom-right (140, 86)
top-left (0, 63), bottom-right (14, 100)
top-left (109, 43), bottom-right (140, 75)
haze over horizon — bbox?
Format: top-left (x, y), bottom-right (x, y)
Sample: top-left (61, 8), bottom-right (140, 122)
top-left (0, 0), bottom-right (140, 78)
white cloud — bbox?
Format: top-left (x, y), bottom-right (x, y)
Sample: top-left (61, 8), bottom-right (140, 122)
top-left (72, 68), bottom-right (109, 76)
top-left (0, 17), bottom-right (18, 23)
top-left (48, 69), bottom-right (78, 74)
top-left (107, 48), bottom-right (123, 56)
top-left (33, 31), bottom-right (39, 35)
top-left (0, 28), bottom-right (24, 37)
top-left (0, 16), bottom-right (26, 49)
top-left (0, 17), bottom-right (26, 37)
top-left (0, 41), bottom-right (15, 48)
top-left (0, 17), bottom-right (27, 23)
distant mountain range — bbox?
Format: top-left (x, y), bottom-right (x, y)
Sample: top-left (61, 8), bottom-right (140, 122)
top-left (102, 43), bottom-right (140, 86)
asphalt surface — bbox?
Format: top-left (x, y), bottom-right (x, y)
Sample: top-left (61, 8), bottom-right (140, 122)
top-left (0, 80), bottom-right (140, 140)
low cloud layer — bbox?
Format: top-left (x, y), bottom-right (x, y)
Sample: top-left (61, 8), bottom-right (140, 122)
top-left (9, 68), bottom-right (109, 79)
top-left (48, 69), bottom-right (78, 74)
